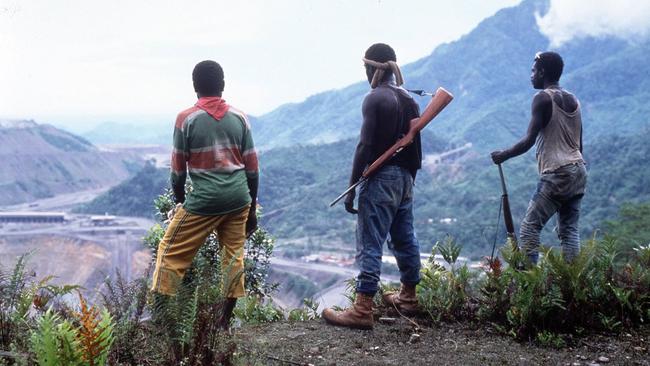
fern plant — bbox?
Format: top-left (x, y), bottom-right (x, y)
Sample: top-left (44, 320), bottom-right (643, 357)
top-left (1, 253), bottom-right (79, 359)
top-left (418, 238), bottom-right (478, 321)
top-left (74, 293), bottom-right (114, 366)
top-left (30, 310), bottom-right (61, 366)
top-left (29, 309), bottom-right (84, 366)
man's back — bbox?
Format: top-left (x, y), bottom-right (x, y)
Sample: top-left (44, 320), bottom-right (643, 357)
top-left (535, 88), bottom-right (583, 174)
top-left (171, 98), bottom-right (258, 216)
top-left (360, 83), bottom-right (421, 175)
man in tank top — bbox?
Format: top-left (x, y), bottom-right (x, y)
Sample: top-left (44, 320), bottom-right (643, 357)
top-left (491, 51), bottom-right (587, 265)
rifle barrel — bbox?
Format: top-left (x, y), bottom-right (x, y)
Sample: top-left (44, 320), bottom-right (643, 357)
top-left (329, 178), bottom-right (366, 207)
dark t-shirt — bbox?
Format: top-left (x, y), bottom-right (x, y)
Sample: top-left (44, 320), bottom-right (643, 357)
top-left (359, 83), bottom-right (422, 176)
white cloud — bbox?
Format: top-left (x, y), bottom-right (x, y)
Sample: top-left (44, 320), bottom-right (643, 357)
top-left (537, 0), bottom-right (650, 46)
top-left (0, 0), bottom-right (520, 126)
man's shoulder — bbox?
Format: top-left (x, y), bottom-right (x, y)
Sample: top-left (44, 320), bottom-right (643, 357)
top-left (364, 85), bottom-right (400, 106)
top-left (175, 106), bottom-right (204, 129)
top-left (533, 90), bottom-right (553, 107)
top-left (225, 105), bottom-right (251, 129)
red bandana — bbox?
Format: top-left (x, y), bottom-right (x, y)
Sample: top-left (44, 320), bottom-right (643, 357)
top-left (195, 97), bottom-right (229, 120)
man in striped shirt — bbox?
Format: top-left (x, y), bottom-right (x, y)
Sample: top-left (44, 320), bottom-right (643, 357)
top-left (151, 60), bottom-right (259, 330)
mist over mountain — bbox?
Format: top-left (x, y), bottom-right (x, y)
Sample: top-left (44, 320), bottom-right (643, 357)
top-left (82, 121), bottom-right (171, 145)
top-left (81, 116), bottom-right (260, 146)
top-left (0, 119), bottom-right (143, 205)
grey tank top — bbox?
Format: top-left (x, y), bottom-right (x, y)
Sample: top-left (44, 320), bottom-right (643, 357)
top-left (535, 88), bottom-right (584, 174)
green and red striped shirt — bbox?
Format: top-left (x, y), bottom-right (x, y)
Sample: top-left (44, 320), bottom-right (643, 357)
top-left (171, 97), bottom-right (258, 215)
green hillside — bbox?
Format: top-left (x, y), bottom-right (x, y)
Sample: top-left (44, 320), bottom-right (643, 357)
top-left (75, 162), bottom-right (168, 218)
top-left (256, 129), bottom-right (650, 258)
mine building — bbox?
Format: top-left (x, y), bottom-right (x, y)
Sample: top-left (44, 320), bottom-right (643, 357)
top-left (90, 214), bottom-right (117, 226)
top-left (0, 211), bottom-right (66, 223)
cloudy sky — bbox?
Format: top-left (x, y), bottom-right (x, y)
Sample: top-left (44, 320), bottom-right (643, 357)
top-left (1, 0), bottom-right (648, 131)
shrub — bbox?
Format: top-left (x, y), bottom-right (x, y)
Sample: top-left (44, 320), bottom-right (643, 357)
top-left (417, 236), bottom-right (479, 321)
top-left (233, 296), bottom-right (283, 325)
top-left (0, 253), bottom-right (79, 362)
top-left (413, 234), bottom-right (650, 340)
top-left (478, 236), bottom-right (650, 339)
top-left (287, 299), bottom-right (320, 322)
top-left (535, 330), bottom-right (566, 349)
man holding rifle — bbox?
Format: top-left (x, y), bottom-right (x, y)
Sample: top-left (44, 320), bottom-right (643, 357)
top-left (491, 51), bottom-right (587, 265)
top-left (323, 43), bottom-right (423, 329)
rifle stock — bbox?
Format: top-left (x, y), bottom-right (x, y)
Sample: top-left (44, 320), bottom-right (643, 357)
top-left (330, 87), bottom-right (454, 207)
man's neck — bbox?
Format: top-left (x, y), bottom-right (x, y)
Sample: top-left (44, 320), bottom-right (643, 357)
top-left (376, 75), bottom-right (396, 88)
top-left (543, 81), bottom-right (560, 90)
top-left (197, 93), bottom-right (222, 99)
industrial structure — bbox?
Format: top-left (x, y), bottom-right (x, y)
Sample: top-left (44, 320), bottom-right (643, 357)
top-left (0, 211), bottom-right (66, 223)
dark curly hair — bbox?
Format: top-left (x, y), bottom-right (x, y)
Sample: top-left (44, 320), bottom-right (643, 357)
top-left (192, 60), bottom-right (224, 96)
top-left (365, 43), bottom-right (397, 78)
top-left (535, 51), bottom-right (564, 82)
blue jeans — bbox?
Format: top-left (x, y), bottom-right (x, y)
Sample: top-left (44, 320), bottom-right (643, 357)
top-left (355, 165), bottom-right (422, 296)
top-left (520, 162), bottom-right (587, 263)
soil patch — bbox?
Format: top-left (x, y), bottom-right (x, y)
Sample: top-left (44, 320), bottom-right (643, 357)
top-left (235, 318), bottom-right (649, 365)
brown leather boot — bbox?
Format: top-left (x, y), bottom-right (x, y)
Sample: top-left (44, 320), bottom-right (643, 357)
top-left (322, 293), bottom-right (374, 330)
top-left (383, 284), bottom-right (419, 316)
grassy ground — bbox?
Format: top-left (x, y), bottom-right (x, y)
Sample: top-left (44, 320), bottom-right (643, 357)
top-left (234, 318), bottom-right (649, 366)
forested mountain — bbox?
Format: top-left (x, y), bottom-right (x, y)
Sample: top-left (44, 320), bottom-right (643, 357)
top-left (251, 0), bottom-right (649, 151)
top-left (244, 0), bottom-right (650, 256)
top-left (255, 129), bottom-right (650, 258)
top-left (74, 162), bottom-right (168, 218)
top-left (0, 119), bottom-right (142, 205)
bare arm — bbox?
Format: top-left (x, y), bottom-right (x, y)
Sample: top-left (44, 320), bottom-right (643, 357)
top-left (242, 124), bottom-right (260, 237)
top-left (349, 143), bottom-right (372, 187)
top-left (245, 175), bottom-right (259, 237)
top-left (170, 121), bottom-right (189, 204)
top-left (491, 92), bottom-right (552, 164)
top-left (344, 94), bottom-right (379, 214)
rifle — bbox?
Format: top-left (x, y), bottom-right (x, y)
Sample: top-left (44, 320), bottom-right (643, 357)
top-left (329, 87), bottom-right (454, 207)
top-left (497, 163), bottom-right (518, 246)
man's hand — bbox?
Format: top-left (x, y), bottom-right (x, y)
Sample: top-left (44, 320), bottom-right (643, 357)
top-left (165, 203), bottom-right (183, 224)
top-left (344, 190), bottom-right (358, 214)
top-left (245, 208), bottom-right (258, 238)
top-left (490, 150), bottom-right (508, 165)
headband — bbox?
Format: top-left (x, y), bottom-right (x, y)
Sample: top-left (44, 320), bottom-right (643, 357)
top-left (362, 57), bottom-right (404, 88)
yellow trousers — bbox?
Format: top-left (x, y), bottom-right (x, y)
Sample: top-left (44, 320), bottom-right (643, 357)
top-left (151, 205), bottom-right (249, 298)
